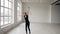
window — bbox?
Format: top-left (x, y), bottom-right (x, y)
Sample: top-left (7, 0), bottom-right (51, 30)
top-left (17, 2), bottom-right (22, 22)
top-left (0, 0), bottom-right (14, 27)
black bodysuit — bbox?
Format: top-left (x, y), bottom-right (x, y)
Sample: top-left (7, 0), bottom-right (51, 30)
top-left (24, 15), bottom-right (31, 34)
top-left (24, 15), bottom-right (29, 23)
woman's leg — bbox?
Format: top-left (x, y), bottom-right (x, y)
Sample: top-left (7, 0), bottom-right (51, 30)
top-left (25, 23), bottom-right (28, 34)
top-left (28, 23), bottom-right (31, 34)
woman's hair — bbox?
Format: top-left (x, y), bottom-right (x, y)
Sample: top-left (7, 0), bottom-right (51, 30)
top-left (24, 12), bottom-right (28, 15)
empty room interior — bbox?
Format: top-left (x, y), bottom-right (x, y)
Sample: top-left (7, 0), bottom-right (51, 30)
top-left (0, 0), bottom-right (60, 34)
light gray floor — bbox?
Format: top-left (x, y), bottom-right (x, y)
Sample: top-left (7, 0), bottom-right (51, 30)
top-left (6, 23), bottom-right (60, 34)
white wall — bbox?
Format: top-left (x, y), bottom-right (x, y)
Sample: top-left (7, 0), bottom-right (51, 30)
top-left (22, 3), bottom-right (51, 23)
top-left (51, 5), bottom-right (60, 23)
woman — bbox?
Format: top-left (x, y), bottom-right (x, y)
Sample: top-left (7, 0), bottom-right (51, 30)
top-left (24, 12), bottom-right (31, 34)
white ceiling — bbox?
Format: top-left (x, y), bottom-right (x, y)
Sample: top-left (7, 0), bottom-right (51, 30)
top-left (21, 0), bottom-right (54, 4)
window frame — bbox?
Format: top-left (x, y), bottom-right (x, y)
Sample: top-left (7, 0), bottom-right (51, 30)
top-left (17, 1), bottom-right (22, 22)
top-left (0, 0), bottom-right (14, 27)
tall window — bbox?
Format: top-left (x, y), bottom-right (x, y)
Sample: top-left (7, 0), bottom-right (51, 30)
top-left (17, 2), bottom-right (22, 22)
top-left (0, 0), bottom-right (14, 27)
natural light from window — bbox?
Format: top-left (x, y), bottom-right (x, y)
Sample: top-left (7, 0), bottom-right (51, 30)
top-left (0, 0), bottom-right (14, 27)
top-left (17, 1), bottom-right (22, 22)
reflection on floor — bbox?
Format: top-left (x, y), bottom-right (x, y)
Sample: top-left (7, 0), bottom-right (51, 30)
top-left (7, 23), bottom-right (60, 34)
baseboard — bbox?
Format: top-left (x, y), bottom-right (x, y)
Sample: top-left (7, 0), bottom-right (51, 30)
top-left (30, 22), bottom-right (51, 24)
